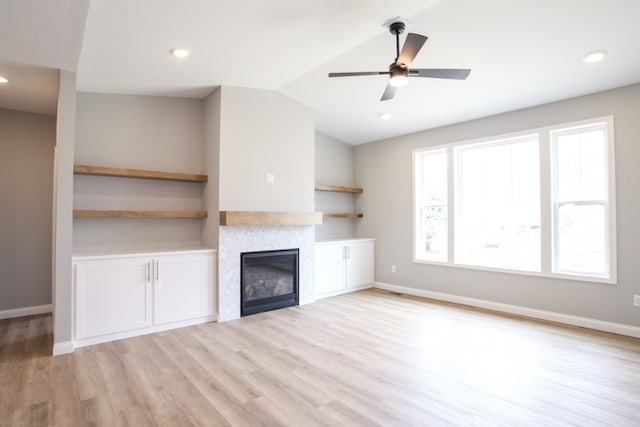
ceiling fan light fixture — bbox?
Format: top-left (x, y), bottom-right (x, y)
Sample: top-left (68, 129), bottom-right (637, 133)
top-left (389, 68), bottom-right (408, 87)
top-left (0, 76), bottom-right (8, 84)
top-left (389, 74), bottom-right (408, 88)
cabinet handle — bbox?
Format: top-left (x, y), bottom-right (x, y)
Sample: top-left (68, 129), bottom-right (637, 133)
top-left (155, 260), bottom-right (159, 281)
top-left (346, 246), bottom-right (351, 259)
top-left (146, 262), bottom-right (150, 282)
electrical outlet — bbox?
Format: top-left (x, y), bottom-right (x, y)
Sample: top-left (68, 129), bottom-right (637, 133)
top-left (634, 295), bottom-right (640, 307)
top-left (391, 265), bottom-right (396, 273)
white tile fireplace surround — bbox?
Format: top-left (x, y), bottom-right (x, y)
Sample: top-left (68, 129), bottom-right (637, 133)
top-left (218, 225), bottom-right (315, 321)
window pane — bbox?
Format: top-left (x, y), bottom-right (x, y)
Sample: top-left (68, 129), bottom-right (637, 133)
top-left (420, 206), bottom-right (447, 261)
top-left (557, 204), bottom-right (606, 275)
top-left (416, 151), bottom-right (447, 262)
top-left (455, 139), bottom-right (540, 271)
top-left (421, 152), bottom-right (447, 204)
top-left (556, 129), bottom-right (605, 202)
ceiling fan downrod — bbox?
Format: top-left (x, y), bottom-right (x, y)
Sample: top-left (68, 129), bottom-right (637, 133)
top-left (389, 22), bottom-right (406, 62)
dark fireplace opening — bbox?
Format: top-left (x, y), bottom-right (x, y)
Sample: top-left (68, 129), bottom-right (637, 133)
top-left (241, 248), bottom-right (299, 316)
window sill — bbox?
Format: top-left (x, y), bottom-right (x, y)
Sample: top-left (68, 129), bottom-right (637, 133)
top-left (412, 258), bottom-right (616, 285)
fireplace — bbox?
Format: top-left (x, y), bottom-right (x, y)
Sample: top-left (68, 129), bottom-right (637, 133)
top-left (241, 248), bottom-right (299, 316)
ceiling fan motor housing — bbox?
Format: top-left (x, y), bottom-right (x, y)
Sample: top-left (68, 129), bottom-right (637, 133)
top-left (389, 21), bottom-right (406, 36)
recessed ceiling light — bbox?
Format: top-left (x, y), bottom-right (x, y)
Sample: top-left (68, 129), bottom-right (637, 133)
top-left (379, 113), bottom-right (392, 120)
top-left (0, 76), bottom-right (8, 84)
top-left (170, 48), bottom-right (190, 58)
top-left (582, 49), bottom-right (607, 64)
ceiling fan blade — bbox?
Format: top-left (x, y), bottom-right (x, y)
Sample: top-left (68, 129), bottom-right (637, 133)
top-left (328, 71), bottom-right (389, 78)
top-left (410, 68), bottom-right (471, 80)
top-left (380, 83), bottom-right (396, 101)
top-left (397, 33), bottom-right (428, 67)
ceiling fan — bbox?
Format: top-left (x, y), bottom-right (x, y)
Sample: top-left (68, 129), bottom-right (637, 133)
top-left (328, 22), bottom-right (471, 101)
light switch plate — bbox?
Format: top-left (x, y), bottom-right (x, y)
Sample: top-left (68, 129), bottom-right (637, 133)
top-left (265, 173), bottom-right (275, 184)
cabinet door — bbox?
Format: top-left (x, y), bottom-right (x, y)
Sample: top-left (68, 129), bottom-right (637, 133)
top-left (346, 241), bottom-right (375, 288)
top-left (153, 254), bottom-right (214, 325)
top-left (314, 243), bottom-right (347, 296)
top-left (75, 257), bottom-right (152, 339)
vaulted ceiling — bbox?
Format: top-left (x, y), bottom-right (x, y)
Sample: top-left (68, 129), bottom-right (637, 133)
top-left (2, 0), bottom-right (639, 144)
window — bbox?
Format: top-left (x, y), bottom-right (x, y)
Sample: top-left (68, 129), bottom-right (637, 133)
top-left (551, 122), bottom-right (612, 277)
top-left (414, 149), bottom-right (448, 262)
top-left (413, 116), bottom-right (615, 283)
top-left (455, 136), bottom-right (540, 271)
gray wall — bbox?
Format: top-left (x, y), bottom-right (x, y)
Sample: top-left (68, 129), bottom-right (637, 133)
top-left (202, 88), bottom-right (221, 248)
top-left (218, 87), bottom-right (314, 212)
top-left (355, 83), bottom-right (640, 326)
top-left (73, 93), bottom-right (205, 251)
top-left (0, 108), bottom-right (55, 311)
top-left (315, 131), bottom-right (357, 241)
top-left (53, 71), bottom-right (77, 348)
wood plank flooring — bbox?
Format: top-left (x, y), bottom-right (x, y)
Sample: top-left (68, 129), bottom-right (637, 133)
top-left (2, 289), bottom-right (640, 426)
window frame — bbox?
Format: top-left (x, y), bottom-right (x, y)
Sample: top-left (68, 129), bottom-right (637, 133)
top-left (412, 116), bottom-right (616, 284)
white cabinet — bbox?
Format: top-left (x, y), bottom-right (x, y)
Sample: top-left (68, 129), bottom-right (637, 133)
top-left (73, 249), bottom-right (215, 347)
top-left (75, 256), bottom-right (152, 339)
top-left (153, 254), bottom-right (213, 325)
top-left (314, 239), bottom-right (375, 299)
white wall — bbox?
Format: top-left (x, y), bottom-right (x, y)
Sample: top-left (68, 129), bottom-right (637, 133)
top-left (354, 84), bottom-right (640, 327)
top-left (73, 93), bottom-right (205, 251)
top-left (314, 131), bottom-right (357, 241)
top-left (216, 87), bottom-right (316, 320)
top-left (0, 108), bottom-right (55, 312)
top-left (218, 87), bottom-right (314, 212)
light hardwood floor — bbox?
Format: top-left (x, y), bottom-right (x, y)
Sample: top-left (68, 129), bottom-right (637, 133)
top-left (2, 289), bottom-right (640, 426)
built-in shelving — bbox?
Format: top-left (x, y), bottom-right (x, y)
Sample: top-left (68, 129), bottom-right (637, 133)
top-left (314, 184), bottom-right (363, 193)
top-left (73, 164), bottom-right (209, 220)
top-left (315, 183), bottom-right (363, 219)
top-left (74, 210), bottom-right (208, 219)
top-left (323, 213), bottom-right (363, 219)
top-left (74, 164), bottom-right (208, 182)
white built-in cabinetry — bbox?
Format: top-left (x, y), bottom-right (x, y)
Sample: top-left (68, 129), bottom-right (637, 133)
top-left (314, 239), bottom-right (375, 299)
top-left (73, 249), bottom-right (215, 348)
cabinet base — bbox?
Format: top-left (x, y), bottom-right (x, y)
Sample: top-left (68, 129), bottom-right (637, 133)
top-left (73, 315), bottom-right (216, 350)
top-left (314, 284), bottom-right (372, 300)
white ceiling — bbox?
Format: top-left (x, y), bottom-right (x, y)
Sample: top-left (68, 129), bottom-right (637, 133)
top-left (0, 0), bottom-right (89, 115)
top-left (2, 0), bottom-right (639, 143)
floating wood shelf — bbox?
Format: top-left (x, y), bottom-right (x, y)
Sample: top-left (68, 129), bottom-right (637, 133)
top-left (219, 211), bottom-right (323, 226)
top-left (74, 210), bottom-right (208, 219)
top-left (74, 164), bottom-right (208, 182)
top-left (314, 184), bottom-right (363, 193)
top-left (323, 213), bottom-right (364, 219)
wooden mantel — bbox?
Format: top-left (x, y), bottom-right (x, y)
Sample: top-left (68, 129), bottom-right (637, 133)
top-left (219, 211), bottom-right (323, 226)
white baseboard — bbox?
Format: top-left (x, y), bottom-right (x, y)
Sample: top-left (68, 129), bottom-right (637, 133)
top-left (72, 315), bottom-right (216, 350)
top-left (373, 282), bottom-right (640, 339)
top-left (0, 304), bottom-right (52, 320)
top-left (314, 284), bottom-right (372, 301)
top-left (52, 341), bottom-right (74, 356)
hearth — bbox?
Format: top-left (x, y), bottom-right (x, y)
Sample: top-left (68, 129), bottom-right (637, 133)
top-left (241, 248), bottom-right (299, 316)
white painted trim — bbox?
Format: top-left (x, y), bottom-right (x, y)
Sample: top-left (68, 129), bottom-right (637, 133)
top-left (314, 284), bottom-right (372, 300)
top-left (373, 282), bottom-right (640, 339)
top-left (0, 304), bottom-right (52, 320)
top-left (72, 315), bottom-right (216, 349)
top-left (52, 341), bottom-right (74, 356)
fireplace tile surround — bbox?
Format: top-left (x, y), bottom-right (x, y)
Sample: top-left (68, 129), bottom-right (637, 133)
top-left (218, 225), bottom-right (314, 321)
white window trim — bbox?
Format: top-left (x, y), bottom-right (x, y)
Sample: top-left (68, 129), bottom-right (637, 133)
top-left (412, 116), bottom-right (616, 285)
